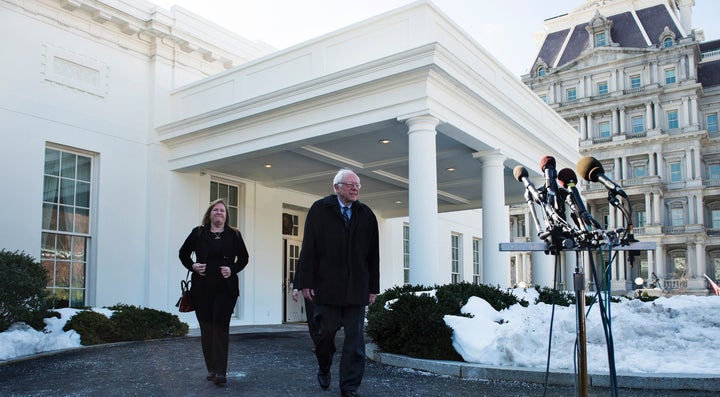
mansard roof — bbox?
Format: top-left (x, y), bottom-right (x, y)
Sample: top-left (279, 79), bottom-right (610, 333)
top-left (533, 2), bottom-right (684, 70)
top-left (698, 40), bottom-right (720, 88)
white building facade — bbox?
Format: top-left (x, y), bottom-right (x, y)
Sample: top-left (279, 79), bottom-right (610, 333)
top-left (0, 0), bottom-right (579, 326)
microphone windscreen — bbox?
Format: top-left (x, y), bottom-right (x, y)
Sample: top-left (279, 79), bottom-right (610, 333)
top-left (513, 165), bottom-right (528, 182)
top-left (539, 156), bottom-right (556, 171)
top-left (577, 156), bottom-right (603, 182)
top-left (557, 168), bottom-right (577, 188)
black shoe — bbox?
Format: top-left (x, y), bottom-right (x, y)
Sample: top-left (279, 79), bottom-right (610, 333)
top-left (206, 372), bottom-right (216, 381)
top-left (213, 374), bottom-right (227, 385)
top-left (340, 391), bottom-right (360, 397)
top-left (317, 370), bottom-right (331, 389)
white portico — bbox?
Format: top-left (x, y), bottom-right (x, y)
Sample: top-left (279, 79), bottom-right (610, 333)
top-left (158, 1), bottom-right (579, 290)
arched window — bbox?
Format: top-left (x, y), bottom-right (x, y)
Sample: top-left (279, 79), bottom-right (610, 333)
top-left (537, 65), bottom-right (546, 77)
top-left (663, 37), bottom-right (673, 48)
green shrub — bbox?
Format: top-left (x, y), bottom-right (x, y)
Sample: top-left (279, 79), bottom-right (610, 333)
top-left (106, 304), bottom-right (188, 340)
top-left (366, 282), bottom-right (526, 361)
top-left (534, 285), bottom-right (576, 306)
top-left (63, 304), bottom-right (189, 345)
top-left (63, 310), bottom-right (119, 345)
top-left (0, 250), bottom-right (53, 332)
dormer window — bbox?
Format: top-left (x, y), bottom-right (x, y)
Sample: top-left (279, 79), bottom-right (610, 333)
top-left (595, 32), bottom-right (607, 47)
top-left (585, 11), bottom-right (616, 49)
top-left (537, 65), bottom-right (546, 77)
top-left (533, 58), bottom-right (549, 78)
top-left (659, 26), bottom-right (677, 49)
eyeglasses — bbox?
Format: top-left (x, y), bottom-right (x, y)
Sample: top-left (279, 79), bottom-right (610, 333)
top-left (338, 182), bottom-right (362, 189)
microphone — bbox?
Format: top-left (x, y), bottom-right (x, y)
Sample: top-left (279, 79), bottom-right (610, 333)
top-left (540, 156), bottom-right (565, 217)
top-left (513, 165), bottom-right (542, 204)
top-left (576, 156), bottom-right (627, 197)
top-left (558, 168), bottom-right (600, 230)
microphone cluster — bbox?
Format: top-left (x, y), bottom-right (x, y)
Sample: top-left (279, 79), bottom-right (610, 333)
top-left (513, 156), bottom-right (633, 252)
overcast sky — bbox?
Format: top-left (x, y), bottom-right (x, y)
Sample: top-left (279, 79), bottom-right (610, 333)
top-left (150, 0), bottom-right (720, 76)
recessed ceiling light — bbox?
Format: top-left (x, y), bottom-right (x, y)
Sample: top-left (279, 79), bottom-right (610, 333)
top-left (378, 139), bottom-right (391, 144)
top-left (264, 164), bottom-right (272, 168)
top-left (446, 167), bottom-right (456, 172)
top-left (395, 200), bottom-right (402, 204)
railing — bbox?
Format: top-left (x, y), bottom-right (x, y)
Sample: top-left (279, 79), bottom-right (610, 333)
top-left (590, 93), bottom-right (611, 101)
top-left (623, 87), bottom-right (645, 95)
top-left (703, 178), bottom-right (720, 187)
top-left (707, 228), bottom-right (720, 236)
top-left (592, 136), bottom-right (613, 144)
top-left (626, 131), bottom-right (647, 139)
top-left (701, 49), bottom-right (720, 60)
top-left (662, 226), bottom-right (686, 234)
top-left (664, 279), bottom-right (687, 291)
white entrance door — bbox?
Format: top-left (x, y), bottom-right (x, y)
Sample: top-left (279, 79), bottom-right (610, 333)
top-left (284, 237), bottom-right (304, 322)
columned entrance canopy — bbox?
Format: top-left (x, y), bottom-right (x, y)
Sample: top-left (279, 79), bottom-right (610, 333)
top-left (157, 1), bottom-right (579, 286)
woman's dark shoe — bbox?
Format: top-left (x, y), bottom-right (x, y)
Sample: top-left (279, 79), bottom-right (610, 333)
top-left (206, 372), bottom-right (216, 381)
top-left (213, 374), bottom-right (227, 385)
top-left (317, 370), bottom-right (331, 389)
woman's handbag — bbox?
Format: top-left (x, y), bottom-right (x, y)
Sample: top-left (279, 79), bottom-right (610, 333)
top-left (176, 271), bottom-right (194, 312)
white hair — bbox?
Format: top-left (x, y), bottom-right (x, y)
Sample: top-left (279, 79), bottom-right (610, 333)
top-left (332, 169), bottom-right (359, 193)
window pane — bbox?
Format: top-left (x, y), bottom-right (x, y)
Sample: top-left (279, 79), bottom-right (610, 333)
top-left (210, 181), bottom-right (218, 201)
top-left (665, 69), bottom-right (676, 84)
top-left (76, 156), bottom-right (91, 182)
top-left (632, 117), bottom-right (644, 132)
top-left (76, 181), bottom-right (90, 208)
top-left (57, 205), bottom-right (74, 232)
top-left (710, 164), bottom-right (720, 179)
top-left (630, 75), bottom-right (641, 88)
top-left (667, 110), bottom-right (678, 129)
top-left (229, 186), bottom-right (238, 204)
top-left (60, 152), bottom-right (76, 179)
top-left (712, 210), bottom-right (720, 229)
top-left (42, 203), bottom-right (58, 230)
top-left (43, 175), bottom-right (59, 203)
top-left (75, 208), bottom-right (89, 233)
top-left (71, 261), bottom-right (85, 288)
top-left (218, 184), bottom-right (229, 201)
top-left (598, 82), bottom-right (608, 95)
top-left (227, 206), bottom-right (237, 228)
top-left (45, 148), bottom-right (60, 176)
top-left (671, 208), bottom-right (684, 226)
top-left (69, 289), bottom-right (85, 309)
top-left (670, 162), bottom-right (682, 182)
top-left (59, 178), bottom-right (75, 205)
top-left (55, 261), bottom-right (70, 287)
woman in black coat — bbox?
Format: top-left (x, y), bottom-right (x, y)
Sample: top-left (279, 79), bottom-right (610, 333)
top-left (179, 199), bottom-right (249, 386)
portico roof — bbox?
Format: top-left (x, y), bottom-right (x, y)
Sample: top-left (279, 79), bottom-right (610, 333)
top-left (157, 0), bottom-right (579, 217)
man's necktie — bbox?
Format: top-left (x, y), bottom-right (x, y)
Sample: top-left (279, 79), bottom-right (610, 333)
top-left (342, 206), bottom-right (350, 225)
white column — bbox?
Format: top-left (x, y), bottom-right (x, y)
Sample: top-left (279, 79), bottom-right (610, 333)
top-left (619, 106), bottom-right (626, 134)
top-left (406, 115), bottom-right (441, 285)
top-left (682, 97), bottom-right (690, 127)
top-left (644, 192), bottom-right (652, 226)
top-left (580, 114), bottom-right (588, 140)
top-left (612, 107), bottom-right (619, 135)
top-left (645, 102), bottom-right (653, 130)
top-left (654, 101), bottom-right (662, 129)
top-left (587, 113), bottom-right (594, 138)
top-left (696, 242), bottom-right (705, 281)
top-left (474, 150), bottom-right (510, 287)
top-left (697, 194), bottom-right (705, 226)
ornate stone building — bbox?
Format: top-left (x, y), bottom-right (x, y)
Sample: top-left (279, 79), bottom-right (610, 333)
top-left (516, 0), bottom-right (720, 295)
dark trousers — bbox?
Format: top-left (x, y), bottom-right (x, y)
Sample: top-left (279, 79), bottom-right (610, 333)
top-left (304, 298), bottom-right (321, 346)
top-left (194, 292), bottom-right (237, 376)
top-left (313, 304), bottom-right (366, 392)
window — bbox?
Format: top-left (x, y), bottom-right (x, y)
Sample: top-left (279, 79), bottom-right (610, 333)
top-left (710, 164), bottom-right (720, 179)
top-left (597, 81), bottom-right (608, 95)
top-left (663, 37), bottom-right (674, 48)
top-left (451, 233), bottom-right (462, 283)
top-left (633, 164), bottom-right (646, 178)
top-left (665, 68), bottom-right (676, 84)
top-left (712, 210), bottom-right (720, 229)
top-left (566, 88), bottom-right (577, 101)
top-left (42, 147), bottom-right (93, 308)
top-left (282, 213), bottom-right (298, 236)
top-left (707, 113), bottom-right (718, 133)
top-left (403, 224), bottom-right (410, 285)
top-left (472, 238), bottom-right (481, 285)
top-left (636, 210), bottom-right (646, 227)
top-left (537, 66), bottom-right (546, 77)
top-left (210, 181), bottom-right (239, 227)
top-left (599, 121), bottom-right (611, 138)
top-left (667, 110), bottom-right (679, 129)
top-left (631, 116), bottom-right (644, 133)
top-left (595, 32), bottom-right (606, 47)
top-left (670, 161), bottom-right (682, 182)
top-left (630, 74), bottom-right (641, 89)
top-left (672, 254), bottom-right (686, 279)
top-left (539, 94), bottom-right (547, 103)
top-left (670, 207), bottom-right (684, 226)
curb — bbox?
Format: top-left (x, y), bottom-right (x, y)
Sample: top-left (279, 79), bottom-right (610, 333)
top-left (365, 343), bottom-right (720, 392)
